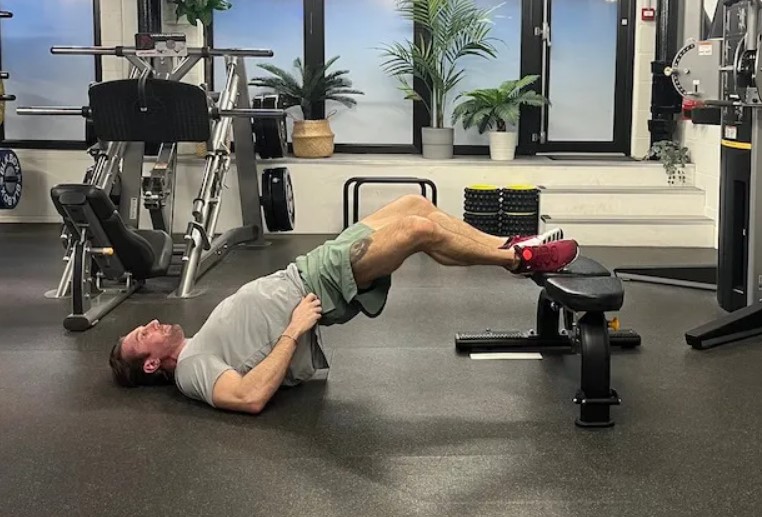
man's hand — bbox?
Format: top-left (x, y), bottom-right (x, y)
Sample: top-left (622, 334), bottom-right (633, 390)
top-left (287, 293), bottom-right (322, 336)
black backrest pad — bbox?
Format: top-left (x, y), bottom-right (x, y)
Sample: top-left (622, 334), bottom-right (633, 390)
top-left (89, 79), bottom-right (211, 142)
top-left (51, 184), bottom-right (157, 279)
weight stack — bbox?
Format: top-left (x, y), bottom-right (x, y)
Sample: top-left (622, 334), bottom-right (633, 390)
top-left (500, 185), bottom-right (540, 237)
top-left (463, 185), bottom-right (501, 236)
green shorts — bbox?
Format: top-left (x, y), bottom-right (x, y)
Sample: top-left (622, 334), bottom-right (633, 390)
top-left (294, 222), bottom-right (392, 326)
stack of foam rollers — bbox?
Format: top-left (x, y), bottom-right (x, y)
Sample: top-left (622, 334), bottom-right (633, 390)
top-left (463, 184), bottom-right (540, 237)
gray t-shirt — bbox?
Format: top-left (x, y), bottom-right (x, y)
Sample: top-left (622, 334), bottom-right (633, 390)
top-left (174, 263), bottom-right (329, 407)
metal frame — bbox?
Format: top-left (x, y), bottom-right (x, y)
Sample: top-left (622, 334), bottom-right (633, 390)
top-left (56, 201), bottom-right (141, 332)
top-left (342, 176), bottom-right (438, 230)
top-left (45, 140), bottom-right (131, 300)
top-left (175, 54), bottom-right (268, 298)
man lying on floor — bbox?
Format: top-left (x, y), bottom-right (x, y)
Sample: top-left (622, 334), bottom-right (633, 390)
top-left (109, 195), bottom-right (578, 414)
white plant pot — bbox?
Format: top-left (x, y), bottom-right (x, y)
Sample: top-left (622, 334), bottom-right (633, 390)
top-left (489, 131), bottom-right (518, 161)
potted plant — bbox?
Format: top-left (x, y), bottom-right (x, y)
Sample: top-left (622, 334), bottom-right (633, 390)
top-left (167, 0), bottom-right (231, 26)
top-left (379, 0), bottom-right (499, 159)
top-left (451, 76), bottom-right (549, 161)
top-left (647, 140), bottom-right (691, 185)
top-left (250, 56), bottom-right (364, 158)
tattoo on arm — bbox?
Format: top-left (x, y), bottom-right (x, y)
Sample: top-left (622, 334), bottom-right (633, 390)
top-left (350, 237), bottom-right (373, 264)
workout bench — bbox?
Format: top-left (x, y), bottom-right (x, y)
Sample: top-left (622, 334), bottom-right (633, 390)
top-left (456, 256), bottom-right (641, 428)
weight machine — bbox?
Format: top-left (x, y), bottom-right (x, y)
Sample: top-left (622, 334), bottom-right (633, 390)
top-left (18, 34), bottom-right (295, 330)
top-left (617, 0), bottom-right (762, 349)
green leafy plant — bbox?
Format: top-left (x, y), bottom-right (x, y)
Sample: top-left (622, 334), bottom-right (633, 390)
top-left (379, 0), bottom-right (500, 128)
top-left (249, 56), bottom-right (364, 120)
top-left (451, 76), bottom-right (548, 133)
top-left (647, 140), bottom-right (691, 185)
top-left (168, 0), bottom-right (231, 27)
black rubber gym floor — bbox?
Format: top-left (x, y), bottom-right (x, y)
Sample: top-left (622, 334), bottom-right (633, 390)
top-left (2, 224), bottom-right (761, 517)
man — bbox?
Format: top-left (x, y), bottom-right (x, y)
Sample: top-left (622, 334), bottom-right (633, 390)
top-left (109, 195), bottom-right (578, 414)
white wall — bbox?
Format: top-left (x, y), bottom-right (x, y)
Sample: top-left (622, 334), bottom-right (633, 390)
top-left (677, 0), bottom-right (722, 246)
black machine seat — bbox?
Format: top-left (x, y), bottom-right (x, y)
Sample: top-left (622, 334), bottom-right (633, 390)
top-left (51, 185), bottom-right (172, 280)
top-left (531, 256), bottom-right (611, 287)
top-left (559, 256), bottom-right (612, 276)
top-left (545, 276), bottom-right (625, 313)
top-left (533, 256), bottom-right (624, 313)
top-left (88, 78), bottom-right (211, 143)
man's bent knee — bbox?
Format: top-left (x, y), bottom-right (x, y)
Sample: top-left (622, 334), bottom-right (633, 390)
top-left (400, 215), bottom-right (440, 248)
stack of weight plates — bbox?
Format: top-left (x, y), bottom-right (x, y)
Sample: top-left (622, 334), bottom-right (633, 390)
top-left (500, 184), bottom-right (540, 237)
top-left (463, 185), bottom-right (501, 236)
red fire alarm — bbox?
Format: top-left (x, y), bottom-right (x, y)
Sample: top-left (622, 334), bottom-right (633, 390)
top-left (642, 7), bottom-right (656, 21)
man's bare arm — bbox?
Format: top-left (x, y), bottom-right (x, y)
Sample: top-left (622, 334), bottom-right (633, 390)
top-left (211, 294), bottom-right (322, 414)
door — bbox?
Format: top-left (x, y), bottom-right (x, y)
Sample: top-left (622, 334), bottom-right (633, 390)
top-left (519, 0), bottom-right (635, 154)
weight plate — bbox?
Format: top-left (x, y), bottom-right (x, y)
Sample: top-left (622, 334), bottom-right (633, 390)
top-left (0, 149), bottom-right (22, 210)
top-left (261, 167), bottom-right (295, 232)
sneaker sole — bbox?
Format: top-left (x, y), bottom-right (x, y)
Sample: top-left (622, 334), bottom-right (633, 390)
top-left (519, 227), bottom-right (565, 247)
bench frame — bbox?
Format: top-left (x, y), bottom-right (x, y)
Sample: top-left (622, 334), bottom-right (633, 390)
top-left (53, 200), bottom-right (143, 332)
top-left (456, 259), bottom-right (641, 428)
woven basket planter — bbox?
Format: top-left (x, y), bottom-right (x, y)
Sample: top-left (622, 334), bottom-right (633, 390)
top-left (292, 119), bottom-right (335, 158)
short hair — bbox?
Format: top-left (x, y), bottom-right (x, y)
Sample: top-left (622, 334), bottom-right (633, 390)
top-left (109, 336), bottom-right (173, 387)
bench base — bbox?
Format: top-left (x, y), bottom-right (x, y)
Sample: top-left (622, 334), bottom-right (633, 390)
top-left (455, 329), bottom-right (641, 353)
top-left (456, 256), bottom-right (641, 428)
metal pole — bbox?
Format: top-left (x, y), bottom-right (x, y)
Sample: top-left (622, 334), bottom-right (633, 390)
top-left (137, 0), bottom-right (162, 33)
top-left (748, 1), bottom-right (759, 51)
top-left (176, 59), bottom-right (240, 298)
top-left (16, 107), bottom-right (87, 116)
top-left (51, 46), bottom-right (274, 58)
top-left (217, 109), bottom-right (285, 118)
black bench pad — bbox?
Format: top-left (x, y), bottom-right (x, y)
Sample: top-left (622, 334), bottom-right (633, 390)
top-left (532, 256), bottom-right (612, 288)
top-left (545, 276), bottom-right (624, 313)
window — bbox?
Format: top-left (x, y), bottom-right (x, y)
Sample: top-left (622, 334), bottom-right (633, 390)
top-left (213, 0), bottom-right (303, 139)
top-left (546, 0), bottom-right (617, 141)
top-left (325, 0), bottom-right (414, 145)
top-left (1, 0), bottom-right (96, 142)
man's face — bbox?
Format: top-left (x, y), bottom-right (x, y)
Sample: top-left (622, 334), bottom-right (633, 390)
top-left (121, 320), bottom-right (185, 374)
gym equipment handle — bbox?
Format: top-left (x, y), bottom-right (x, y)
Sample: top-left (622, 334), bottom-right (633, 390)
top-left (0, 72), bottom-right (9, 79)
top-left (16, 105), bottom-right (282, 119)
top-left (1, 95), bottom-right (15, 102)
top-left (16, 106), bottom-right (89, 116)
top-left (0, 11), bottom-right (12, 18)
top-left (51, 46), bottom-right (274, 58)
top-left (216, 109), bottom-right (285, 119)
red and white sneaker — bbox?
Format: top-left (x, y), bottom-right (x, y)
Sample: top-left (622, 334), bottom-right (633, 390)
top-left (501, 227), bottom-right (565, 250)
top-left (511, 239), bottom-right (580, 274)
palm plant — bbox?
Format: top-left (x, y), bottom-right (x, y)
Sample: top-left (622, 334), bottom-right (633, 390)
top-left (452, 75), bottom-right (548, 133)
top-left (379, 0), bottom-right (500, 128)
top-left (249, 56), bottom-right (364, 120)
top-left (168, 0), bottom-right (231, 26)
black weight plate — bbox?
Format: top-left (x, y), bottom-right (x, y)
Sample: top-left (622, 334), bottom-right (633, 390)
top-left (0, 149), bottom-right (22, 210)
top-left (261, 168), bottom-right (275, 227)
top-left (262, 167), bottom-right (295, 232)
